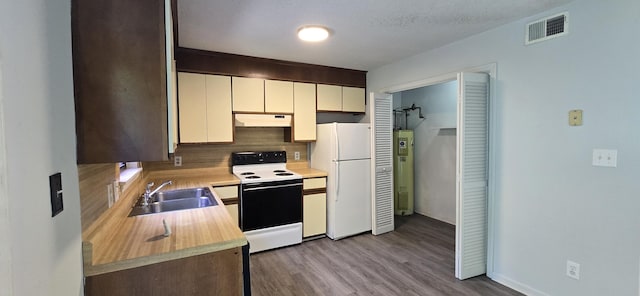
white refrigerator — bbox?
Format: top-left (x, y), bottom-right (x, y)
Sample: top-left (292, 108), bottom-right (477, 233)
top-left (310, 123), bottom-right (372, 240)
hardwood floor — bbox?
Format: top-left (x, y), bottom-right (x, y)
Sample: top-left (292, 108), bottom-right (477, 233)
top-left (250, 214), bottom-right (522, 296)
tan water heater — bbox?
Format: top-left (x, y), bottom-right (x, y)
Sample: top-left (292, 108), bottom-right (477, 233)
top-left (393, 130), bottom-right (414, 215)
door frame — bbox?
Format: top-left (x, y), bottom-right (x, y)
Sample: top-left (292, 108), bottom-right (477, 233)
top-left (376, 63), bottom-right (497, 278)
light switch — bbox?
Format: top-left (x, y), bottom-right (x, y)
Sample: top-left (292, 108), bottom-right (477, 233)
top-left (592, 149), bottom-right (618, 167)
top-left (569, 110), bottom-right (583, 126)
top-left (49, 172), bottom-right (63, 217)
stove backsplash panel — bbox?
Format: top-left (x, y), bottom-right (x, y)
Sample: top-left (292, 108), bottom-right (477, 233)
top-left (143, 127), bottom-right (308, 171)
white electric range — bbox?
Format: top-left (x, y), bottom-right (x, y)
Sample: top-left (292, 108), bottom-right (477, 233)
top-left (231, 151), bottom-right (303, 253)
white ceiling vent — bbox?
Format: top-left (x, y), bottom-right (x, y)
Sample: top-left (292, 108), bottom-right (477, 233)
top-left (526, 12), bottom-right (568, 45)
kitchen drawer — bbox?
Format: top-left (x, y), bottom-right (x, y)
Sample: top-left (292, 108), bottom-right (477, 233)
top-left (212, 185), bottom-right (238, 199)
top-left (303, 178), bottom-right (326, 190)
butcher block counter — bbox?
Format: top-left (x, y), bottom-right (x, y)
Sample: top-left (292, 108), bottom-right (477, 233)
top-left (288, 167), bottom-right (328, 178)
top-left (82, 169), bottom-right (245, 277)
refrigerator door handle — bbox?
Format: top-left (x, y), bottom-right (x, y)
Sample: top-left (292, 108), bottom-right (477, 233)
top-left (335, 161), bottom-right (340, 202)
top-left (335, 125), bottom-right (340, 161)
top-left (334, 125), bottom-right (340, 202)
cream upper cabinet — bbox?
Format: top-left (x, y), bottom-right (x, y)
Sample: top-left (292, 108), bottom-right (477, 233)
top-left (178, 72), bottom-right (207, 143)
top-left (293, 82), bottom-right (316, 141)
top-left (265, 80), bottom-right (293, 113)
top-left (178, 72), bottom-right (232, 143)
top-left (317, 84), bottom-right (366, 113)
top-left (205, 75), bottom-right (233, 142)
top-left (316, 84), bottom-right (342, 111)
top-left (342, 86), bottom-right (366, 113)
top-left (232, 77), bottom-right (264, 113)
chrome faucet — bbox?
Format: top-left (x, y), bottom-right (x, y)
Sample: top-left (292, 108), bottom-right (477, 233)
top-left (141, 180), bottom-right (173, 206)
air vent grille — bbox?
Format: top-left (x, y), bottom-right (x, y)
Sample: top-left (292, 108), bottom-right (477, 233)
top-left (526, 12), bottom-right (568, 45)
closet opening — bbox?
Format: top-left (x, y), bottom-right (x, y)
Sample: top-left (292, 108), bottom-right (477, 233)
top-left (371, 64), bottom-right (495, 280)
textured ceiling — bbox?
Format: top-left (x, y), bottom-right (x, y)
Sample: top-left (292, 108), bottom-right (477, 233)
top-left (178, 0), bottom-right (573, 71)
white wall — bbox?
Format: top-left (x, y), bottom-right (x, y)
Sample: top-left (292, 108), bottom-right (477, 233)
top-left (0, 0), bottom-right (84, 295)
top-left (0, 44), bottom-right (13, 295)
top-left (399, 81), bottom-right (457, 224)
top-left (368, 0), bottom-right (640, 295)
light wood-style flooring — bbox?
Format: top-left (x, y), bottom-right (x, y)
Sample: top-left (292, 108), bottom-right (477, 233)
top-left (250, 214), bottom-right (522, 296)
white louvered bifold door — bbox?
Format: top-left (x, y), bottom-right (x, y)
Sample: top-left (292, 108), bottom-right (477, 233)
top-left (370, 92), bottom-right (394, 235)
top-left (455, 72), bottom-right (489, 280)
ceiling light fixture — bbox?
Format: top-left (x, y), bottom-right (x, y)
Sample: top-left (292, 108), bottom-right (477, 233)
top-left (297, 26), bottom-right (329, 42)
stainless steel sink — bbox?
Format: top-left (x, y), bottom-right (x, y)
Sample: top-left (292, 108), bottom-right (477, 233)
top-left (129, 187), bottom-right (218, 216)
top-left (153, 187), bottom-right (211, 202)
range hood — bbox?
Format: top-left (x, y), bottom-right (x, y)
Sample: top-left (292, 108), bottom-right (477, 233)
top-left (234, 114), bottom-right (292, 127)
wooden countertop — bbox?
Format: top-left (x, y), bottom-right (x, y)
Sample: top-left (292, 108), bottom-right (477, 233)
top-left (83, 172), bottom-right (245, 276)
top-left (289, 167), bottom-right (328, 178)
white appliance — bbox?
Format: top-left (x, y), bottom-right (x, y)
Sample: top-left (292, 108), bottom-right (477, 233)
top-left (310, 123), bottom-right (372, 240)
top-left (231, 151), bottom-right (303, 253)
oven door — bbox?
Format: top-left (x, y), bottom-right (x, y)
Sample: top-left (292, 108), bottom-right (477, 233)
top-left (240, 179), bottom-right (303, 231)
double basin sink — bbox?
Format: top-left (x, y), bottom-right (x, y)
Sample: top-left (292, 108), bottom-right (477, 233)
top-left (129, 187), bottom-right (218, 217)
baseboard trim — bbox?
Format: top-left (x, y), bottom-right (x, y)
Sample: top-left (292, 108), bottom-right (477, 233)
top-left (414, 210), bottom-right (455, 226)
top-left (489, 273), bottom-right (550, 296)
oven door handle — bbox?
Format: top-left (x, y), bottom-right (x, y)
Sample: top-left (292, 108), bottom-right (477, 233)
top-left (243, 183), bottom-right (302, 191)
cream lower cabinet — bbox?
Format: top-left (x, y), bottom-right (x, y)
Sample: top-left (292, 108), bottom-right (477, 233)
top-left (303, 177), bottom-right (327, 238)
top-left (317, 84), bottom-right (365, 113)
top-left (178, 72), bottom-right (233, 143)
top-left (293, 82), bottom-right (316, 141)
top-left (213, 185), bottom-right (239, 227)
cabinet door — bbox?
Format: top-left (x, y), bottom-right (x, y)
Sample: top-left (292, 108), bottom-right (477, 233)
top-left (84, 247), bottom-right (242, 295)
top-left (232, 77), bottom-right (264, 112)
top-left (168, 60), bottom-right (178, 152)
top-left (342, 87), bottom-right (366, 113)
top-left (166, 0), bottom-right (177, 153)
top-left (72, 0), bottom-right (167, 163)
top-left (225, 204), bottom-right (239, 227)
top-left (303, 193), bottom-right (327, 237)
top-left (178, 73), bottom-right (207, 143)
top-left (293, 82), bottom-right (316, 141)
top-left (265, 80), bottom-right (293, 113)
top-left (206, 75), bottom-right (233, 142)
top-left (316, 84), bottom-right (342, 111)
top-left (214, 186), bottom-right (239, 227)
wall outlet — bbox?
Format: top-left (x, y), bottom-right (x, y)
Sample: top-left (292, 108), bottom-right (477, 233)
top-left (568, 109), bottom-right (583, 126)
top-left (294, 151), bottom-right (300, 160)
top-left (566, 260), bottom-right (580, 280)
top-left (174, 155), bottom-right (182, 167)
top-left (592, 149), bottom-right (617, 167)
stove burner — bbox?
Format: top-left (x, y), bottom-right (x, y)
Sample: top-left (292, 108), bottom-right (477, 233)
top-left (276, 173), bottom-right (294, 176)
top-left (240, 172), bottom-right (255, 176)
top-left (273, 170), bottom-right (286, 173)
top-left (245, 176), bottom-right (261, 179)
